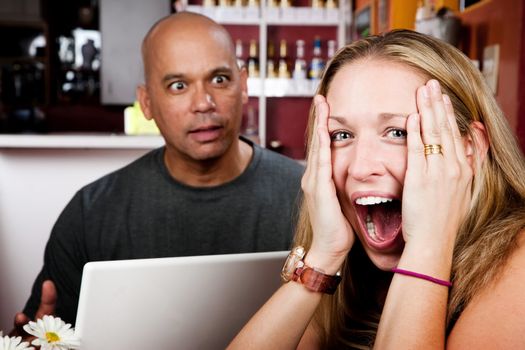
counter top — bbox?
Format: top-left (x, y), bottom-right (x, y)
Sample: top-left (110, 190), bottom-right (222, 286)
top-left (0, 134), bottom-right (165, 149)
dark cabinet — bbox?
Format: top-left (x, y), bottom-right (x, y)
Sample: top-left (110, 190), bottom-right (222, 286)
top-left (0, 20), bottom-right (49, 132)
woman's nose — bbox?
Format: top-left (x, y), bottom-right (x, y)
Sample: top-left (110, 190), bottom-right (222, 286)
top-left (347, 140), bottom-right (386, 182)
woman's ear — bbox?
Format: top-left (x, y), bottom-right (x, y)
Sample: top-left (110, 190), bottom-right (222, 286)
top-left (464, 121), bottom-right (489, 172)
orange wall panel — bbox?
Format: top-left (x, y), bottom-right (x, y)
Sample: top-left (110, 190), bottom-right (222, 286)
top-left (355, 0), bottom-right (372, 10)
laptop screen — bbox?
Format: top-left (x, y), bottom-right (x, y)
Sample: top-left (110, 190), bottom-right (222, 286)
top-left (74, 250), bottom-right (288, 350)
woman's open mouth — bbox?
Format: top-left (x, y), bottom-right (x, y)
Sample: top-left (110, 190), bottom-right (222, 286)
top-left (354, 196), bottom-right (402, 249)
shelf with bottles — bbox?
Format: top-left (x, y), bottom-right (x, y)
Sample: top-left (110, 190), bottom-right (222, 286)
top-left (183, 0), bottom-right (348, 100)
top-left (243, 36), bottom-right (325, 98)
top-left (263, 33), bottom-right (338, 157)
top-left (265, 0), bottom-right (340, 25)
top-left (185, 0), bottom-right (261, 24)
top-left (183, 0), bottom-right (345, 26)
top-left (243, 35), bottom-right (332, 157)
top-left (243, 26), bottom-right (338, 97)
top-left (181, 0), bottom-right (351, 156)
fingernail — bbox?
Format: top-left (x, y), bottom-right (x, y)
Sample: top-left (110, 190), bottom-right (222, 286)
top-left (430, 79), bottom-right (440, 93)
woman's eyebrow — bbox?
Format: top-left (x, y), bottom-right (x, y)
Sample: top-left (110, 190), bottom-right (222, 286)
top-left (328, 115), bottom-right (347, 124)
top-left (379, 112), bottom-right (410, 120)
top-left (328, 113), bottom-right (408, 124)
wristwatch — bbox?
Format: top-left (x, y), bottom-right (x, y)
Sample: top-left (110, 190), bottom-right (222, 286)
top-left (281, 246), bottom-right (342, 295)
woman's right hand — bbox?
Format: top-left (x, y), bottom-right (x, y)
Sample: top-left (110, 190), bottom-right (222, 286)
top-left (301, 95), bottom-right (354, 274)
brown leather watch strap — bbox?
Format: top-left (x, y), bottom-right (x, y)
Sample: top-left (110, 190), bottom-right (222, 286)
top-left (292, 266), bottom-right (342, 295)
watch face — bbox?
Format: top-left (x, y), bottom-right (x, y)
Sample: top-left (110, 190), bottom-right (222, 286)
top-left (280, 246), bottom-right (305, 282)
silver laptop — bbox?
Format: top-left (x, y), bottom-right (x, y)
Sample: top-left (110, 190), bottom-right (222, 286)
top-left (74, 250), bottom-right (288, 350)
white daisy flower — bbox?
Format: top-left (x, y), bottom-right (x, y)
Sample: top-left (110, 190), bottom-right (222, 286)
top-left (0, 335), bottom-right (34, 350)
top-left (23, 315), bottom-right (80, 350)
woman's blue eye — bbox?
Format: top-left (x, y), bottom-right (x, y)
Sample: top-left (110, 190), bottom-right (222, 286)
top-left (331, 131), bottom-right (352, 142)
top-left (387, 128), bottom-right (407, 138)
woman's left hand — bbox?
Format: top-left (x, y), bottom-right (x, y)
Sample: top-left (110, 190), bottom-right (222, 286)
top-left (377, 79), bottom-right (472, 349)
top-left (401, 79), bottom-right (473, 254)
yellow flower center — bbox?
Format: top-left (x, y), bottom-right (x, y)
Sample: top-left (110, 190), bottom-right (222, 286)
top-left (45, 331), bottom-right (61, 343)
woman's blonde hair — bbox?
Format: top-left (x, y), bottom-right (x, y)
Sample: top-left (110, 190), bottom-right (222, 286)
top-left (294, 29), bottom-right (525, 348)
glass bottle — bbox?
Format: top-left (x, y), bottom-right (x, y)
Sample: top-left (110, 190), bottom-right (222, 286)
top-left (280, 0), bottom-right (291, 8)
top-left (247, 0), bottom-right (259, 8)
top-left (243, 106), bottom-right (260, 144)
top-left (247, 40), bottom-right (260, 78)
top-left (278, 39), bottom-right (291, 79)
top-left (267, 41), bottom-right (277, 78)
top-left (309, 36), bottom-right (325, 80)
top-left (311, 0), bottom-right (323, 8)
top-left (325, 0), bottom-right (336, 8)
top-left (235, 39), bottom-right (245, 70)
top-left (293, 39), bottom-right (307, 81)
top-left (327, 39), bottom-right (336, 60)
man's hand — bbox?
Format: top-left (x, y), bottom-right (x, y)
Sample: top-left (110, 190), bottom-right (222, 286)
top-left (9, 280), bottom-right (57, 337)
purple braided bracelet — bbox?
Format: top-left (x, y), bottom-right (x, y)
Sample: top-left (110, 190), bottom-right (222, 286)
top-left (391, 267), bottom-right (452, 287)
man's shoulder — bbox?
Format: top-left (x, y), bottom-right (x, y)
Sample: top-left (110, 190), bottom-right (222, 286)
top-left (256, 145), bottom-right (304, 178)
top-left (79, 147), bottom-right (164, 199)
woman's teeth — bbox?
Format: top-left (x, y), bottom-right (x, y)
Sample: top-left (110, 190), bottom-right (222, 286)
top-left (356, 196), bottom-right (393, 205)
top-left (357, 197), bottom-right (396, 243)
top-left (366, 214), bottom-right (376, 239)
top-left (366, 214), bottom-right (384, 242)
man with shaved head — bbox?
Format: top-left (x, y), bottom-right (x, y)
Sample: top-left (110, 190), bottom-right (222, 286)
top-left (138, 13), bottom-right (254, 181)
top-left (13, 12), bottom-right (303, 330)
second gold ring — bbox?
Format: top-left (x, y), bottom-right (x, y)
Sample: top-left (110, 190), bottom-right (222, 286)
top-left (424, 144), bottom-right (443, 155)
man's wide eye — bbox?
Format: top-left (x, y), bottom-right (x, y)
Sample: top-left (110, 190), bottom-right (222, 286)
top-left (169, 81), bottom-right (186, 91)
top-left (212, 75), bottom-right (229, 84)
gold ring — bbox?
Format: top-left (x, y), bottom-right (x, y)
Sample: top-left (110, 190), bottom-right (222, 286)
top-left (424, 144), bottom-right (443, 155)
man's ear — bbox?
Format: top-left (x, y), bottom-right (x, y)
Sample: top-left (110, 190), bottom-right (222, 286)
top-left (464, 121), bottom-right (489, 172)
top-left (239, 67), bottom-right (249, 104)
top-left (137, 84), bottom-right (153, 121)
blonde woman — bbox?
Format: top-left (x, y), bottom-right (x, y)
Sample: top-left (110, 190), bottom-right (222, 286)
top-left (229, 29), bottom-right (525, 349)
